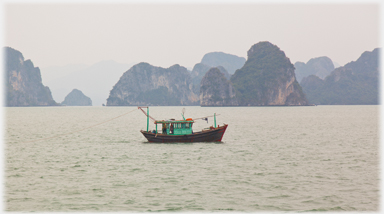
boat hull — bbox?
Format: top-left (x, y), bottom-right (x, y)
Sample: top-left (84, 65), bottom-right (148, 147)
top-left (141, 124), bottom-right (228, 143)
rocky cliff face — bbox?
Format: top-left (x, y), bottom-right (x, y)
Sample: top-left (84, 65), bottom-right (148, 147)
top-left (106, 63), bottom-right (199, 106)
top-left (191, 63), bottom-right (212, 94)
top-left (201, 52), bottom-right (246, 74)
top-left (301, 48), bottom-right (379, 105)
top-left (217, 66), bottom-right (231, 80)
top-left (191, 63), bottom-right (231, 94)
top-left (230, 41), bottom-right (308, 106)
top-left (200, 68), bottom-right (238, 106)
top-left (294, 56), bottom-right (335, 82)
top-left (61, 89), bottom-right (92, 106)
top-left (5, 47), bottom-right (57, 106)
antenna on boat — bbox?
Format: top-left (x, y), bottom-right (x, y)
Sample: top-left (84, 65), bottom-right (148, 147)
top-left (181, 108), bottom-right (186, 120)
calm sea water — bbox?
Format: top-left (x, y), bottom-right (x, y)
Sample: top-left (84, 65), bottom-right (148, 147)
top-left (5, 106), bottom-right (379, 211)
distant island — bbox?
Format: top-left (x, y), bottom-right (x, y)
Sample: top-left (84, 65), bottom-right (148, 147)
top-left (106, 63), bottom-right (199, 106)
top-left (5, 43), bottom-right (380, 107)
top-left (106, 42), bottom-right (308, 106)
top-left (200, 67), bottom-right (238, 106)
top-left (300, 48), bottom-right (379, 105)
top-left (294, 56), bottom-right (335, 83)
top-left (61, 89), bottom-right (92, 106)
top-left (200, 52), bottom-right (246, 74)
top-left (40, 60), bottom-right (133, 106)
top-left (190, 52), bottom-right (244, 95)
top-left (104, 41), bottom-right (380, 106)
top-left (5, 47), bottom-right (58, 107)
top-left (229, 41), bottom-right (308, 106)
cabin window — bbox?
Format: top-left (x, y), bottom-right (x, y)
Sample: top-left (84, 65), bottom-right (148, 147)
top-left (186, 123), bottom-right (190, 128)
top-left (182, 123), bottom-right (186, 129)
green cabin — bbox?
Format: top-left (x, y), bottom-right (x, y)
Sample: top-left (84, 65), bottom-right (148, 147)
top-left (140, 106), bottom-right (216, 136)
top-left (155, 120), bottom-right (194, 135)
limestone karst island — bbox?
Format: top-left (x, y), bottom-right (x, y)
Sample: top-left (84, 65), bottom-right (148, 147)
top-left (4, 41), bottom-right (380, 107)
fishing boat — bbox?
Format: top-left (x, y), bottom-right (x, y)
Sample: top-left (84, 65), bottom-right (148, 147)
top-left (138, 107), bottom-right (228, 143)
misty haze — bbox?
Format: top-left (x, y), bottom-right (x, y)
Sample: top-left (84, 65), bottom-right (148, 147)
top-left (4, 2), bottom-right (380, 212)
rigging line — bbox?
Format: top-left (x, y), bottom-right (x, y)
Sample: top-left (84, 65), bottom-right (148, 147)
top-left (23, 108), bottom-right (139, 143)
top-left (192, 114), bottom-right (220, 121)
top-left (138, 107), bottom-right (156, 122)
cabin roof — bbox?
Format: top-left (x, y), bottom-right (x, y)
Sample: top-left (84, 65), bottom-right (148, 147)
top-left (154, 120), bottom-right (194, 124)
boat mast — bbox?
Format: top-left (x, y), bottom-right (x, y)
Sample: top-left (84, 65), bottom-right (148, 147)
top-left (214, 113), bottom-right (216, 128)
top-left (147, 107), bottom-right (149, 132)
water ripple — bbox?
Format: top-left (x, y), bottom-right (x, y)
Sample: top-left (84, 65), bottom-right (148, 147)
top-left (5, 106), bottom-right (379, 211)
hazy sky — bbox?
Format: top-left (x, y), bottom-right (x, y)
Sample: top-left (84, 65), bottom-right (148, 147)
top-left (4, 3), bottom-right (381, 69)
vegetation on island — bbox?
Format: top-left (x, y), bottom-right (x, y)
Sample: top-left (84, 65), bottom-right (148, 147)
top-left (106, 63), bottom-right (198, 106)
top-left (200, 67), bottom-right (238, 106)
top-left (230, 41), bottom-right (308, 106)
top-left (301, 48), bottom-right (379, 105)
